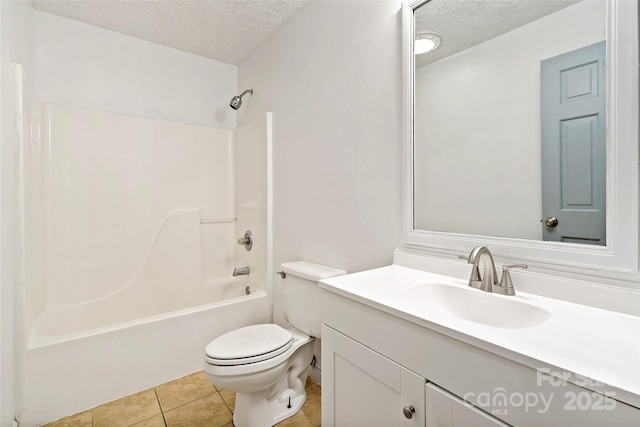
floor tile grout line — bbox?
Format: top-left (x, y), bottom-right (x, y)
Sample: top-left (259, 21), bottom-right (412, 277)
top-left (220, 392), bottom-right (234, 416)
top-left (300, 410), bottom-right (315, 427)
top-left (157, 390), bottom-right (219, 415)
top-left (152, 386), bottom-right (165, 414)
top-left (153, 388), bottom-right (168, 427)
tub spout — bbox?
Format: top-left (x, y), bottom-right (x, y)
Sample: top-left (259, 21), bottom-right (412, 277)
top-left (233, 266), bottom-right (250, 276)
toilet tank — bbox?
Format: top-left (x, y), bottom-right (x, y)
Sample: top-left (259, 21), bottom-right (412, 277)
top-left (280, 261), bottom-right (346, 338)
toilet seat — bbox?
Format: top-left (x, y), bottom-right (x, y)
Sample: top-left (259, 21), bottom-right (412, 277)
top-left (205, 324), bottom-right (294, 366)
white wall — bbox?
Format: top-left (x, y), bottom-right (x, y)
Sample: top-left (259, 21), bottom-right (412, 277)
top-left (237, 0), bottom-right (404, 327)
top-left (33, 10), bottom-right (238, 128)
top-left (1, 1), bottom-right (33, 425)
top-left (414, 1), bottom-right (606, 240)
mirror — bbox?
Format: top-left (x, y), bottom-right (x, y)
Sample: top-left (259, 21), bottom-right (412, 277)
top-left (413, 0), bottom-right (606, 245)
top-left (403, 0), bottom-right (639, 275)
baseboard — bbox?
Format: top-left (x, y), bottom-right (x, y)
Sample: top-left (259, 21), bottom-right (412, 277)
top-left (308, 365), bottom-right (321, 385)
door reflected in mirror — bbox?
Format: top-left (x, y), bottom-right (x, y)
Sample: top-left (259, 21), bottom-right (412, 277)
top-left (413, 0), bottom-right (606, 245)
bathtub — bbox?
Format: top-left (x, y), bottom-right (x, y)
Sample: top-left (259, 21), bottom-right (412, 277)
top-left (20, 283), bottom-right (270, 427)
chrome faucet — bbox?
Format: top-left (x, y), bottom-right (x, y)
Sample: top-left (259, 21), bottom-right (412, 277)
top-left (233, 266), bottom-right (250, 276)
top-left (466, 246), bottom-right (499, 292)
top-left (465, 246), bottom-right (527, 296)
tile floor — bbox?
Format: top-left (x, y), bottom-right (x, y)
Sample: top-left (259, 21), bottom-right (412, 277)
top-left (43, 371), bottom-right (321, 427)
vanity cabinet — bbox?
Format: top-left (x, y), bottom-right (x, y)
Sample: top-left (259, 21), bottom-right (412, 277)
top-left (322, 325), bottom-right (506, 427)
top-left (320, 286), bottom-right (640, 427)
top-left (321, 325), bottom-right (425, 426)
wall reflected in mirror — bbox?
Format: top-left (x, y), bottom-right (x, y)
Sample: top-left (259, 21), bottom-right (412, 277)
top-left (413, 0), bottom-right (607, 245)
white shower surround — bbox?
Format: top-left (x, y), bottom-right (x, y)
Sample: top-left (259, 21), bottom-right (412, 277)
top-left (20, 103), bottom-right (274, 425)
top-left (25, 103), bottom-right (239, 324)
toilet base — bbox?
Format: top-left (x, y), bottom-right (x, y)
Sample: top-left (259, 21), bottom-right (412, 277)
top-left (233, 387), bottom-right (307, 427)
top-left (230, 338), bottom-right (313, 427)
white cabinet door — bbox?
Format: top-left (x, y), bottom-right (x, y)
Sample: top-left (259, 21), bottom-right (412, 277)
top-left (322, 325), bottom-right (426, 427)
top-left (426, 383), bottom-right (510, 427)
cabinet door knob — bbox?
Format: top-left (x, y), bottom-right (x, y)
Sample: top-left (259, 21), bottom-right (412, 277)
top-left (402, 405), bottom-right (415, 419)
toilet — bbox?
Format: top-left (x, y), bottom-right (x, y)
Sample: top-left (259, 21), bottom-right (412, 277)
top-left (204, 261), bottom-right (346, 427)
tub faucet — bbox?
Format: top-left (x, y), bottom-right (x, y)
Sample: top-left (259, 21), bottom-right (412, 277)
top-left (466, 246), bottom-right (498, 292)
top-left (233, 266), bottom-right (250, 276)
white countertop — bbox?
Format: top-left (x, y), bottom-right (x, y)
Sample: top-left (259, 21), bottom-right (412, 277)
top-left (320, 264), bottom-right (640, 408)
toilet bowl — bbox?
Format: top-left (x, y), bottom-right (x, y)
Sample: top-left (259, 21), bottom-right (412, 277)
top-left (203, 261), bottom-right (346, 427)
top-left (205, 324), bottom-right (313, 426)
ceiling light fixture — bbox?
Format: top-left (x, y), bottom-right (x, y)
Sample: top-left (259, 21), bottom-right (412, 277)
top-left (415, 33), bottom-right (441, 55)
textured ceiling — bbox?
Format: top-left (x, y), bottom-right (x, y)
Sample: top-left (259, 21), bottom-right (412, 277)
top-left (31, 0), bottom-right (582, 67)
top-left (31, 0), bottom-right (307, 65)
top-left (415, 0), bottom-right (581, 67)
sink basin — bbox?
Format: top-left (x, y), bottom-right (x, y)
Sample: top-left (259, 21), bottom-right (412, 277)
top-left (402, 283), bottom-right (550, 329)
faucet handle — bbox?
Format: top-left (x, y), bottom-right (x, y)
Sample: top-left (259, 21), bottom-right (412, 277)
top-left (495, 264), bottom-right (528, 295)
top-left (237, 230), bottom-right (253, 251)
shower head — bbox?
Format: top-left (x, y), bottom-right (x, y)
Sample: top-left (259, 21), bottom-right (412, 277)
top-left (230, 88), bottom-right (254, 110)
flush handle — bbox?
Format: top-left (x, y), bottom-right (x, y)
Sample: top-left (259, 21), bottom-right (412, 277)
top-left (403, 405), bottom-right (415, 419)
top-left (544, 217), bottom-right (559, 228)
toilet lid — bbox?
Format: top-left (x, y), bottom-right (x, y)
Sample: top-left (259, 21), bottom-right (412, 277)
top-left (205, 324), bottom-right (293, 365)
